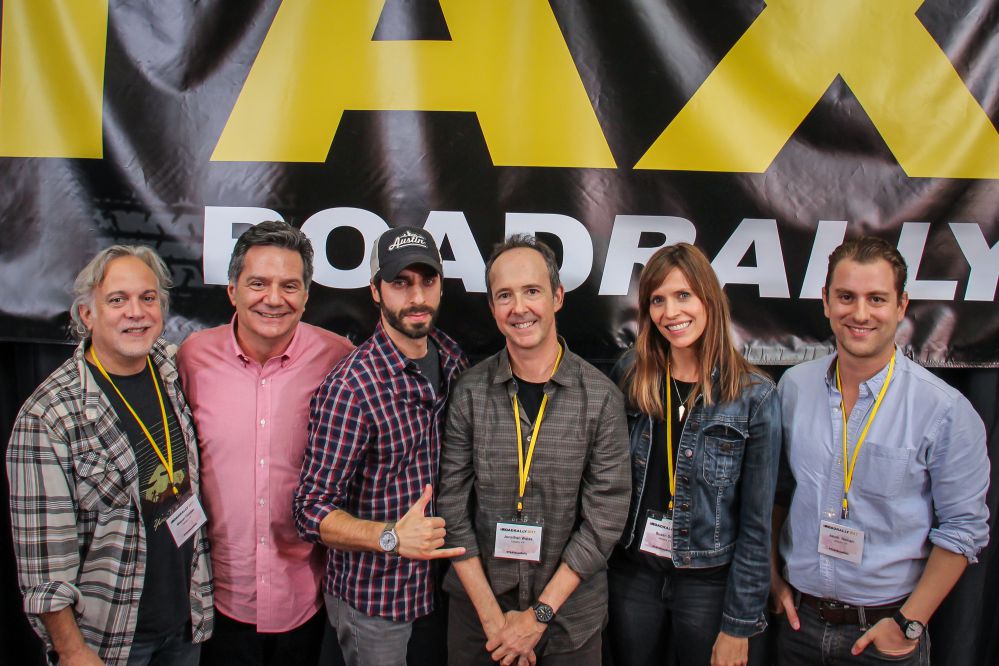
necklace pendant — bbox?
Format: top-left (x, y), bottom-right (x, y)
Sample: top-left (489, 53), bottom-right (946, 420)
top-left (678, 404), bottom-right (686, 421)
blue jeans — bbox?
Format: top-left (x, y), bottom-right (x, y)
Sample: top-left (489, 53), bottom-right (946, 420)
top-left (777, 601), bottom-right (930, 665)
top-left (606, 555), bottom-right (767, 666)
top-left (125, 625), bottom-right (200, 666)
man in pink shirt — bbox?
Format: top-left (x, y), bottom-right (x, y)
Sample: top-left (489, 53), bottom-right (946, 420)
top-left (178, 221), bottom-right (353, 665)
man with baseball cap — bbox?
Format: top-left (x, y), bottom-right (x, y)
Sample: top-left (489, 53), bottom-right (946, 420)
top-left (294, 226), bottom-right (469, 666)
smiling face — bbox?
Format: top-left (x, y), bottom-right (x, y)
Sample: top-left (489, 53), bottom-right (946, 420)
top-left (488, 247), bottom-right (564, 356)
top-left (80, 255), bottom-right (165, 375)
top-left (649, 267), bottom-right (708, 353)
top-left (823, 258), bottom-right (908, 367)
top-left (228, 245), bottom-right (308, 362)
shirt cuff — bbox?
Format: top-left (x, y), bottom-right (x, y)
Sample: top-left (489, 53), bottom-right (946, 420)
top-left (720, 611), bottom-right (768, 638)
top-left (929, 527), bottom-right (982, 564)
top-left (22, 580), bottom-right (82, 616)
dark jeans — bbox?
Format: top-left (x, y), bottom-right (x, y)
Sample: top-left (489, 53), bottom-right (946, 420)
top-left (126, 624), bottom-right (200, 666)
top-left (606, 554), bottom-right (767, 666)
top-left (447, 591), bottom-right (601, 666)
top-left (777, 601), bottom-right (930, 665)
top-left (201, 608), bottom-right (325, 666)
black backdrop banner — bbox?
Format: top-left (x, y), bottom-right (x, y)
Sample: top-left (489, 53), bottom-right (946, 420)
top-left (1, 0), bottom-right (997, 366)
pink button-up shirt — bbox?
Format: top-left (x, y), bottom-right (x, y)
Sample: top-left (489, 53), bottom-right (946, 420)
top-left (178, 319), bottom-right (353, 631)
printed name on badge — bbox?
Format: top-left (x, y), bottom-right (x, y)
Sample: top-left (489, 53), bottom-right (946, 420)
top-left (817, 520), bottom-right (865, 565)
top-left (494, 521), bottom-right (543, 562)
top-left (639, 513), bottom-right (673, 559)
top-left (166, 492), bottom-right (208, 547)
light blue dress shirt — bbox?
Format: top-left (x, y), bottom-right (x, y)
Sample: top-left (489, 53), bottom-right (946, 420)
top-left (777, 349), bottom-right (990, 605)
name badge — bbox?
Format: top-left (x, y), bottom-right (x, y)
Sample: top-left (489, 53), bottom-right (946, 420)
top-left (818, 520), bottom-right (864, 564)
top-left (166, 492), bottom-right (208, 547)
top-left (639, 511), bottom-right (673, 558)
top-left (494, 521), bottom-right (543, 562)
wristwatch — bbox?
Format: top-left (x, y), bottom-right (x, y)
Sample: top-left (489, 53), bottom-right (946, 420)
top-left (893, 610), bottom-right (925, 640)
top-left (532, 602), bottom-right (555, 625)
top-left (379, 521), bottom-right (399, 555)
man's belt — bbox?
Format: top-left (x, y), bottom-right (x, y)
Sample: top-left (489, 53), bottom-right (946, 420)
top-left (798, 592), bottom-right (902, 627)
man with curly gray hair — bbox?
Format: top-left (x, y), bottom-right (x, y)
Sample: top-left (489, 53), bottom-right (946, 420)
top-left (7, 245), bottom-right (213, 666)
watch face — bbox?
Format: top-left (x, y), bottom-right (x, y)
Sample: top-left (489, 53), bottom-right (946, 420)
top-left (904, 622), bottom-right (924, 640)
top-left (379, 529), bottom-right (398, 552)
top-left (533, 603), bottom-right (554, 624)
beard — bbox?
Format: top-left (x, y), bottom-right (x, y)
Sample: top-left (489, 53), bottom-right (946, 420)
top-left (381, 302), bottom-right (439, 340)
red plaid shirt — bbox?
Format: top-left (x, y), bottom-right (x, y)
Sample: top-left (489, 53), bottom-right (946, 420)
top-left (294, 322), bottom-right (467, 621)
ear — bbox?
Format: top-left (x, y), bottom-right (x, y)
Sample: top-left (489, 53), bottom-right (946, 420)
top-left (897, 291), bottom-right (909, 320)
top-left (552, 285), bottom-right (565, 313)
top-left (821, 287), bottom-right (830, 319)
top-left (227, 283), bottom-right (237, 307)
top-left (79, 302), bottom-right (95, 332)
top-left (370, 281), bottom-right (381, 305)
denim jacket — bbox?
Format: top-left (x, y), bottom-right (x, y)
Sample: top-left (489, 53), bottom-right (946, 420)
top-left (612, 351), bottom-right (781, 637)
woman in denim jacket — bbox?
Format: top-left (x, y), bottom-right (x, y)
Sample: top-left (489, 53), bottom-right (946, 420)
top-left (606, 243), bottom-right (781, 666)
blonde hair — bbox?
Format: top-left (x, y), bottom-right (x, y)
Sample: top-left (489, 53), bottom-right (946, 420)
top-left (625, 243), bottom-right (760, 419)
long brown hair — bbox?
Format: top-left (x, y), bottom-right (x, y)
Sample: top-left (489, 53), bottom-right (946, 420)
top-left (625, 243), bottom-right (759, 419)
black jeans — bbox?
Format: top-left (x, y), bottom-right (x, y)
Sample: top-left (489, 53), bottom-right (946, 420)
top-left (201, 608), bottom-right (326, 666)
top-left (606, 554), bottom-right (767, 666)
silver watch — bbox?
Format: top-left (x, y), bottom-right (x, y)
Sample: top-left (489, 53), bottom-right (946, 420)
top-left (379, 521), bottom-right (399, 555)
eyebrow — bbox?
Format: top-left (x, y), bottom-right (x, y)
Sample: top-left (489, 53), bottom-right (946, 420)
top-left (834, 288), bottom-right (890, 296)
top-left (245, 275), bottom-right (302, 283)
top-left (106, 289), bottom-right (157, 298)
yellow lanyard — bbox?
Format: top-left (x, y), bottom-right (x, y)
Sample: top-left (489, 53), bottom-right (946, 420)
top-left (665, 364), bottom-right (679, 513)
top-left (835, 351), bottom-right (895, 519)
top-left (512, 344), bottom-right (564, 515)
top-left (91, 349), bottom-right (180, 498)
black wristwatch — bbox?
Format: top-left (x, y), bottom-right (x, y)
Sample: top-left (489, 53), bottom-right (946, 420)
top-left (532, 602), bottom-right (555, 625)
top-left (379, 521), bottom-right (399, 555)
top-left (893, 610), bottom-right (925, 640)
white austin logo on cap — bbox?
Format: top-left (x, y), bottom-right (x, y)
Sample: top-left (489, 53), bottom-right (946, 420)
top-left (388, 230), bottom-right (428, 252)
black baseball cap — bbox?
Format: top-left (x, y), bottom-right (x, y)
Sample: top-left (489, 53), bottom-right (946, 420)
top-left (370, 226), bottom-right (444, 282)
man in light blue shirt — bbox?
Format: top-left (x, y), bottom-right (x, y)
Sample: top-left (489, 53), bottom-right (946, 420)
top-left (771, 236), bottom-right (989, 665)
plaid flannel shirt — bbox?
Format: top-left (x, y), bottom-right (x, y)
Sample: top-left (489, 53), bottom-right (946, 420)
top-left (294, 322), bottom-right (468, 622)
top-left (6, 340), bottom-right (214, 666)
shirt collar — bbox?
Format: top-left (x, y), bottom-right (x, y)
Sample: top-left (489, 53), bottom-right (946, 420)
top-left (370, 320), bottom-right (463, 379)
top-left (229, 313), bottom-right (300, 367)
top-left (78, 337), bottom-right (177, 415)
top-left (492, 336), bottom-right (574, 389)
top-left (824, 346), bottom-right (898, 395)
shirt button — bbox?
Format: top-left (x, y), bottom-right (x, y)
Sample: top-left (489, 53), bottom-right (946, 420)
top-left (684, 449), bottom-right (693, 458)
top-left (679, 475), bottom-right (689, 484)
top-left (259, 458), bottom-right (266, 466)
top-left (258, 498), bottom-right (265, 506)
top-left (261, 379), bottom-right (266, 385)
top-left (680, 528), bottom-right (689, 536)
top-left (259, 537), bottom-right (266, 544)
top-left (680, 503), bottom-right (689, 511)
top-left (260, 418), bottom-right (266, 426)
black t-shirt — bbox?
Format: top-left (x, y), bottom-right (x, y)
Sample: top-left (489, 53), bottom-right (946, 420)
top-left (412, 338), bottom-right (441, 394)
top-left (513, 374), bottom-right (546, 427)
top-left (625, 379), bottom-right (728, 580)
top-left (90, 359), bottom-right (194, 640)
